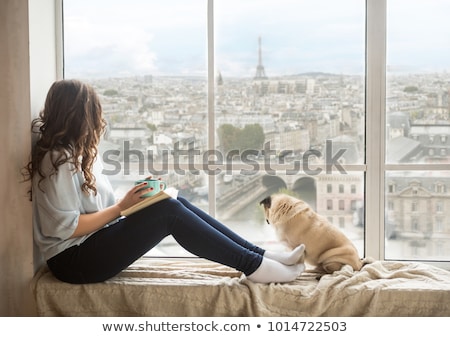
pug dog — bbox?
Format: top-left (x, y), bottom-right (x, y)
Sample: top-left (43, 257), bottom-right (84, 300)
top-left (260, 193), bottom-right (363, 274)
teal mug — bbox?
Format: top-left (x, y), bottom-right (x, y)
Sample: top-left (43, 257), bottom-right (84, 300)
top-left (135, 179), bottom-right (167, 198)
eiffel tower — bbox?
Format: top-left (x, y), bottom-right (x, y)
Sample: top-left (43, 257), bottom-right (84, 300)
top-left (254, 36), bottom-right (267, 80)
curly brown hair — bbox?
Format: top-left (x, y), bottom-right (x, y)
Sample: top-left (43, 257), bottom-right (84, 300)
top-left (24, 79), bottom-right (106, 198)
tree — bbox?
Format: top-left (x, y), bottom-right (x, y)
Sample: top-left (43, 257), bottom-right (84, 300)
top-left (404, 86), bottom-right (418, 93)
top-left (103, 89), bottom-right (119, 96)
top-left (146, 123), bottom-right (157, 132)
top-left (217, 124), bottom-right (238, 153)
top-left (240, 124), bottom-right (265, 150)
top-left (217, 123), bottom-right (265, 153)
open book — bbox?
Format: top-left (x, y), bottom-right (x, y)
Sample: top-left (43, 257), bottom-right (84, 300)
top-left (120, 187), bottom-right (179, 217)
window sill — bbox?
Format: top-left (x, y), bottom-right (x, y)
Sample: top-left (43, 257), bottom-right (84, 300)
top-left (31, 258), bottom-right (450, 316)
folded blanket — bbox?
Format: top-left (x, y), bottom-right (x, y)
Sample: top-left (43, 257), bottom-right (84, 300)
top-left (31, 258), bottom-right (450, 316)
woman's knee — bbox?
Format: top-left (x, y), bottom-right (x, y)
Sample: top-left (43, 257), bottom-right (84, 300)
top-left (128, 197), bottom-right (185, 222)
top-left (176, 196), bottom-right (189, 206)
top-left (165, 197), bottom-right (184, 208)
top-left (156, 197), bottom-right (188, 216)
top-left (132, 198), bottom-right (193, 227)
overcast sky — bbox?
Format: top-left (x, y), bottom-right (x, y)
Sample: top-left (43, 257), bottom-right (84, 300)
top-left (63, 0), bottom-right (450, 79)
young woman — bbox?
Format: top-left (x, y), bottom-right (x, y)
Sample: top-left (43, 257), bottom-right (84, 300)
top-left (24, 79), bottom-right (305, 284)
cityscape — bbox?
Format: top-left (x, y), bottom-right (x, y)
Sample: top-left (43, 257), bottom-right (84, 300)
top-left (61, 0), bottom-right (450, 262)
top-left (84, 67), bottom-right (450, 261)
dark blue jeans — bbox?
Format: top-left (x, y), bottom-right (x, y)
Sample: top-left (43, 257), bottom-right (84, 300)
top-left (47, 197), bottom-right (265, 284)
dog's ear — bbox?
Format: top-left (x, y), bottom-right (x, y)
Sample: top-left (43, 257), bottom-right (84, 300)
top-left (259, 196), bottom-right (271, 209)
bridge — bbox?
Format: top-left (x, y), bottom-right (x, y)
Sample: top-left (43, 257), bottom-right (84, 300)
top-left (216, 173), bottom-right (318, 220)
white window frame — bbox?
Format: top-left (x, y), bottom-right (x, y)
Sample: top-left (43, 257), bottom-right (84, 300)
top-left (365, 0), bottom-right (386, 261)
top-left (44, 0), bottom-right (449, 269)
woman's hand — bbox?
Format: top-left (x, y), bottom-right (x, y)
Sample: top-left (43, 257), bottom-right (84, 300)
top-left (144, 175), bottom-right (166, 190)
top-left (116, 182), bottom-right (152, 212)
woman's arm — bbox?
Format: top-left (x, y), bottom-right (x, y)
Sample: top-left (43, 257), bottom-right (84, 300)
top-left (70, 204), bottom-right (122, 238)
top-left (70, 181), bottom-right (152, 238)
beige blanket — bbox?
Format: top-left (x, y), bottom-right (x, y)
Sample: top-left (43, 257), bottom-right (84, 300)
top-left (31, 258), bottom-right (450, 316)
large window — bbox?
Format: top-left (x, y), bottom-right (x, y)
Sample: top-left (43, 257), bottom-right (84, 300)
top-left (63, 0), bottom-right (449, 267)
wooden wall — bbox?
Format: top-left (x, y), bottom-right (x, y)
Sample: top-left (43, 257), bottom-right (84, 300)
top-left (0, 0), bottom-right (35, 316)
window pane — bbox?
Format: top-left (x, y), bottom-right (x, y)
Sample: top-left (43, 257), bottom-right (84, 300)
top-left (214, 0), bottom-right (365, 250)
top-left (215, 0), bottom-right (366, 162)
top-left (386, 0), bottom-right (450, 164)
top-left (215, 171), bottom-right (365, 255)
top-left (63, 0), bottom-right (207, 256)
top-left (63, 0), bottom-right (366, 257)
top-left (385, 171), bottom-right (450, 261)
top-left (386, 0), bottom-right (450, 263)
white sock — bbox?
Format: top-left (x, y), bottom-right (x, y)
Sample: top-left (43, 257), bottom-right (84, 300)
top-left (247, 257), bottom-right (305, 284)
top-left (264, 244), bottom-right (305, 265)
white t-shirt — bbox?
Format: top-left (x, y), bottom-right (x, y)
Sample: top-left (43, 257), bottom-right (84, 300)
top-left (33, 151), bottom-right (116, 260)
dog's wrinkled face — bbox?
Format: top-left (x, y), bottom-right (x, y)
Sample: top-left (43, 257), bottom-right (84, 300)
top-left (260, 194), bottom-right (311, 227)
